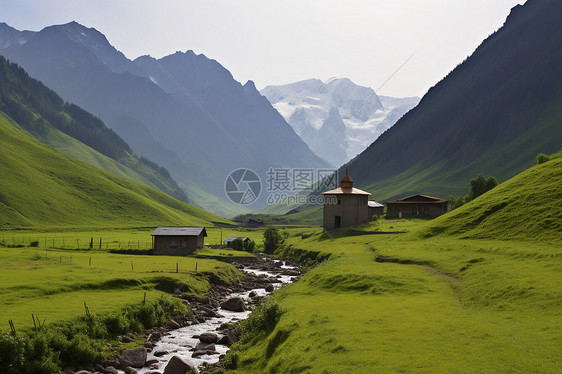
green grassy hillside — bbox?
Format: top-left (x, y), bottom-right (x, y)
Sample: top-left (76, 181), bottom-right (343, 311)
top-left (419, 150), bottom-right (562, 241)
top-left (226, 156), bottom-right (561, 373)
top-left (0, 115), bottom-right (231, 229)
top-left (343, 0), bottom-right (562, 201)
top-left (0, 56), bottom-right (189, 203)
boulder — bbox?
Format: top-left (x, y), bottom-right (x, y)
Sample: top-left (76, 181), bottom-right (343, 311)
top-left (165, 319), bottom-right (181, 329)
top-left (120, 347), bottom-right (147, 368)
top-left (199, 332), bottom-right (218, 344)
top-left (146, 358), bottom-right (159, 366)
top-left (217, 332), bottom-right (239, 346)
top-left (195, 342), bottom-right (216, 351)
top-left (163, 355), bottom-right (197, 374)
top-left (220, 297), bottom-right (245, 312)
top-left (103, 367), bottom-right (119, 374)
top-left (265, 284), bottom-right (274, 292)
top-left (73, 371), bottom-right (92, 374)
top-left (248, 291), bottom-right (257, 298)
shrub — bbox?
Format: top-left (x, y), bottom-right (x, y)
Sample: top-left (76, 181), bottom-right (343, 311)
top-left (241, 300), bottom-right (281, 343)
top-left (0, 333), bottom-right (25, 373)
top-left (231, 238), bottom-right (244, 251)
top-left (245, 239), bottom-right (256, 253)
top-left (0, 296), bottom-right (187, 373)
top-left (536, 153), bottom-right (550, 164)
top-left (263, 227), bottom-right (282, 254)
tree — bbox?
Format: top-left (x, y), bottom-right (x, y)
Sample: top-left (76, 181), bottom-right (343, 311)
top-left (231, 238), bottom-right (244, 251)
top-left (244, 239), bottom-right (256, 253)
top-left (450, 173), bottom-right (498, 210)
top-left (263, 227), bottom-right (282, 254)
top-left (468, 174), bottom-right (498, 201)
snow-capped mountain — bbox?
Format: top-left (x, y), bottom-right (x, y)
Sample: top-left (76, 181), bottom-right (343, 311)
top-left (261, 78), bottom-right (420, 166)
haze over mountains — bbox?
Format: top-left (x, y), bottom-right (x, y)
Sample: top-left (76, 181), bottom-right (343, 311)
top-left (262, 78), bottom-right (419, 166)
top-left (0, 21), bottom-right (330, 217)
top-left (336, 0), bottom-right (562, 202)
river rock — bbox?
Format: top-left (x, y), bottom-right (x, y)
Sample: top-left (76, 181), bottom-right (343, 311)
top-left (154, 350), bottom-right (167, 357)
top-left (195, 342), bottom-right (216, 351)
top-left (146, 358), bottom-right (159, 366)
top-left (265, 284), bottom-right (274, 292)
top-left (103, 367), bottom-right (118, 374)
top-left (220, 297), bottom-right (245, 312)
top-left (123, 366), bottom-right (138, 374)
top-left (249, 291), bottom-right (257, 298)
top-left (199, 332), bottom-right (219, 343)
top-left (119, 347), bottom-right (147, 368)
top-left (217, 332), bottom-right (239, 346)
top-left (74, 371), bottom-right (92, 374)
top-left (166, 319), bottom-right (181, 329)
top-left (192, 349), bottom-right (219, 358)
top-left (163, 355), bottom-right (196, 374)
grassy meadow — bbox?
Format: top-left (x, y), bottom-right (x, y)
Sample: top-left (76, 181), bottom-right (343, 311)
top-left (226, 154), bottom-right (562, 373)
top-left (0, 224), bottom-right (278, 332)
top-left (226, 226), bottom-right (561, 373)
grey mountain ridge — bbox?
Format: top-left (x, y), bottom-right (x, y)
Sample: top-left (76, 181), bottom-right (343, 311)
top-left (0, 21), bottom-right (331, 216)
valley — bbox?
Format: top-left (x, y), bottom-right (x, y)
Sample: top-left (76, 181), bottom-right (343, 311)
top-left (0, 1), bottom-right (560, 373)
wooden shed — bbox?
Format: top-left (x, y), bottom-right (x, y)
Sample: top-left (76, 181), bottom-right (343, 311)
top-left (151, 227), bottom-right (207, 255)
top-left (386, 195), bottom-right (448, 218)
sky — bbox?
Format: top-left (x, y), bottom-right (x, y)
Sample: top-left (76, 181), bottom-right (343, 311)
top-left (1, 0), bottom-right (525, 98)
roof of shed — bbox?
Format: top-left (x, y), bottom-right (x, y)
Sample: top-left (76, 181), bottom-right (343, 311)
top-left (225, 236), bottom-right (249, 242)
top-left (151, 227), bottom-right (207, 237)
top-left (386, 195), bottom-right (448, 204)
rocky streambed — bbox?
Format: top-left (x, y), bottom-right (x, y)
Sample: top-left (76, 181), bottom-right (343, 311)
top-left (78, 256), bottom-right (300, 374)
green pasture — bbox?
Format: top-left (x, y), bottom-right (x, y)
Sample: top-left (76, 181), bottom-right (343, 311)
top-left (0, 245), bottom-right (242, 333)
top-left (229, 228), bottom-right (561, 373)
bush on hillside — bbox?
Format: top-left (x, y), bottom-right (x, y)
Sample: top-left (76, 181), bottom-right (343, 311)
top-left (0, 296), bottom-right (187, 373)
top-left (263, 227), bottom-right (283, 254)
top-left (231, 238), bottom-right (244, 251)
top-left (536, 153), bottom-right (550, 164)
top-left (450, 173), bottom-right (498, 210)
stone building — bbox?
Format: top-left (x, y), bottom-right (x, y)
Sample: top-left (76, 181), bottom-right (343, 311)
top-left (322, 169), bottom-right (370, 230)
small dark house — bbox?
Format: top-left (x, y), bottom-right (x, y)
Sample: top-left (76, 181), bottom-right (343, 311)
top-left (151, 227), bottom-right (207, 255)
top-left (368, 201), bottom-right (384, 218)
top-left (386, 195), bottom-right (448, 218)
top-left (225, 236), bottom-right (250, 248)
top-left (245, 219), bottom-right (266, 228)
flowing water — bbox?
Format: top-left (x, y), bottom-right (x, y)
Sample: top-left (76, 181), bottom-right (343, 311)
top-left (133, 259), bottom-right (298, 373)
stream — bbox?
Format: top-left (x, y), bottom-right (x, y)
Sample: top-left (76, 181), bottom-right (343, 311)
top-left (132, 258), bottom-right (299, 373)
